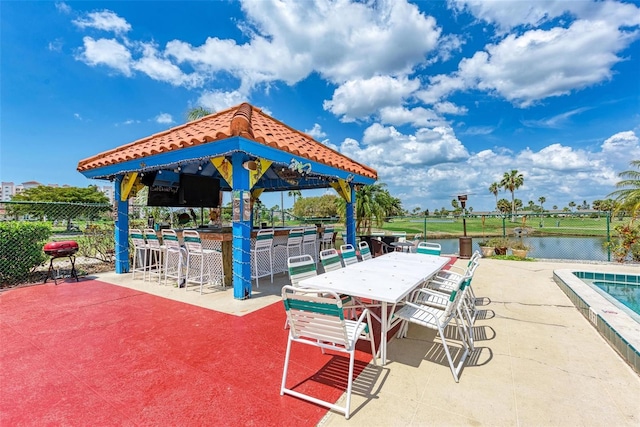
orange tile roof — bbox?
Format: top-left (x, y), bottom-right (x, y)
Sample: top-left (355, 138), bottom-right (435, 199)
top-left (77, 103), bottom-right (377, 180)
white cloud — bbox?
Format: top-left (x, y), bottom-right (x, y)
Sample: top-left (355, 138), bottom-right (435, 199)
top-left (342, 123), bottom-right (469, 168)
top-left (461, 20), bottom-right (635, 107)
top-left (155, 113), bottom-right (173, 124)
top-left (323, 76), bottom-right (420, 122)
top-left (518, 144), bottom-right (593, 171)
top-left (449, 0), bottom-right (640, 32)
top-left (522, 107), bottom-right (591, 128)
top-left (197, 90), bottom-right (246, 113)
top-left (378, 106), bottom-right (447, 128)
top-left (76, 37), bottom-right (132, 76)
top-left (419, 2), bottom-right (640, 107)
top-left (239, 0), bottom-right (441, 83)
top-left (55, 2), bottom-right (71, 14)
top-left (163, 0), bottom-right (441, 97)
top-left (73, 10), bottom-right (131, 34)
top-left (48, 39), bottom-right (64, 52)
top-left (415, 73), bottom-right (466, 105)
top-left (74, 113), bottom-right (82, 120)
top-left (132, 43), bottom-right (202, 87)
top-left (304, 123), bottom-right (326, 140)
top-left (434, 101), bottom-right (467, 115)
top-left (601, 130), bottom-right (639, 152)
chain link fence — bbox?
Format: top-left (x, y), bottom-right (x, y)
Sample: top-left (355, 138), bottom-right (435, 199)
top-left (0, 201), bottom-right (634, 287)
top-left (374, 212), bottom-right (618, 261)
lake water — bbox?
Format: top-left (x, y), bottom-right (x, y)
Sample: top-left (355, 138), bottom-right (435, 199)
top-left (434, 236), bottom-right (611, 261)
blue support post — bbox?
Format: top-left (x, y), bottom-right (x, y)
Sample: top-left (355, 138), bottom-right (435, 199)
top-left (113, 176), bottom-right (129, 273)
top-left (345, 184), bottom-right (356, 246)
top-left (231, 153), bottom-right (252, 299)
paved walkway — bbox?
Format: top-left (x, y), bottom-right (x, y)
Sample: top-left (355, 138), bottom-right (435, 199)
top-left (2, 258), bottom-right (639, 425)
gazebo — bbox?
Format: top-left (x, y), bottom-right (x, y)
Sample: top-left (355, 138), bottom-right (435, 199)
top-left (77, 102), bottom-right (377, 299)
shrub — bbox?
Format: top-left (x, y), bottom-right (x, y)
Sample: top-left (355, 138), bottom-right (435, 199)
top-left (0, 222), bottom-right (51, 285)
top-left (509, 239), bottom-right (532, 251)
top-left (605, 221), bottom-right (639, 263)
top-left (76, 223), bottom-right (115, 263)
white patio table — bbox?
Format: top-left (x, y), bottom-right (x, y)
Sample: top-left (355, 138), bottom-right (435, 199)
top-left (298, 251), bottom-right (449, 365)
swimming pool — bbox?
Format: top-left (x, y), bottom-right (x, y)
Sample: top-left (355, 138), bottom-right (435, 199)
top-left (573, 271), bottom-right (640, 316)
top-left (554, 269), bottom-right (640, 375)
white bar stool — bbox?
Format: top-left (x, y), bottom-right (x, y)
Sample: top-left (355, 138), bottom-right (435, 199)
top-left (183, 230), bottom-right (224, 294)
top-left (251, 228), bottom-right (274, 288)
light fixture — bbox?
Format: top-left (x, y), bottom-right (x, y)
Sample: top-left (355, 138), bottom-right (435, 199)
top-left (242, 160), bottom-right (258, 171)
top-left (177, 165), bottom-right (181, 172)
top-left (198, 164), bottom-right (202, 171)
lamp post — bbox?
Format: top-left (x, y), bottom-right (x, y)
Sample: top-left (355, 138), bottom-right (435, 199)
top-left (458, 194), bottom-right (472, 259)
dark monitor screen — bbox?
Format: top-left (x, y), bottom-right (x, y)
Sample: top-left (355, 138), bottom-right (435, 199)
top-left (146, 171), bottom-right (180, 207)
top-left (178, 174), bottom-right (220, 207)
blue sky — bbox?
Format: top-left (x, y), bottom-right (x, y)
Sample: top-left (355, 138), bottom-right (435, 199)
top-left (1, 0), bottom-right (639, 212)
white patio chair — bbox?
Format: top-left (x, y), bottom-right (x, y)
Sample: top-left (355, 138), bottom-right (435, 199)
top-left (392, 231), bottom-right (407, 242)
top-left (302, 226), bottom-right (319, 262)
top-left (340, 244), bottom-right (359, 266)
top-left (287, 254), bottom-right (317, 286)
top-left (416, 241), bottom-right (442, 256)
top-left (427, 253), bottom-right (481, 324)
top-left (183, 230), bottom-right (224, 294)
top-left (280, 285), bottom-right (377, 419)
top-left (320, 226), bottom-right (334, 250)
top-left (129, 228), bottom-right (149, 280)
top-left (251, 228), bottom-right (274, 288)
top-left (143, 228), bottom-right (163, 282)
top-left (358, 241), bottom-right (373, 261)
top-left (394, 280), bottom-right (471, 382)
top-left (320, 248), bottom-right (343, 273)
top-left (161, 229), bottom-right (186, 287)
top-left (409, 233), bottom-right (423, 252)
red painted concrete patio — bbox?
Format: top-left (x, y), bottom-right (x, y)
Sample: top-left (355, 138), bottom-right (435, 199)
top-left (0, 279), bottom-right (376, 426)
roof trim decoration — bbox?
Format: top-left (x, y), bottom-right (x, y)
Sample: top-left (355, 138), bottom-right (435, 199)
top-left (77, 102), bottom-right (377, 180)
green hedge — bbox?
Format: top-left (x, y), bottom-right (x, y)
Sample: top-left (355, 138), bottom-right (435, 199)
top-left (0, 222), bottom-right (51, 285)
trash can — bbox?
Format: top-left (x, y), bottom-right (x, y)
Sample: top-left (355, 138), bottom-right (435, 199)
top-left (459, 236), bottom-right (472, 259)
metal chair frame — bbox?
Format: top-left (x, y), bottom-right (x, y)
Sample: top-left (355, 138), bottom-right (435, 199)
top-left (281, 285), bottom-right (377, 419)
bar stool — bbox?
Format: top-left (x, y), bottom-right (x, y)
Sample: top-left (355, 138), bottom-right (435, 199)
top-left (183, 230), bottom-right (224, 294)
top-left (275, 227), bottom-right (304, 262)
top-left (129, 228), bottom-right (149, 280)
top-left (161, 229), bottom-right (186, 286)
top-left (302, 226), bottom-right (318, 262)
top-left (251, 228), bottom-right (274, 288)
top-left (143, 228), bottom-right (163, 282)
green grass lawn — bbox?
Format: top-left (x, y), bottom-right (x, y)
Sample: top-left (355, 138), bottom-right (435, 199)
top-left (328, 215), bottom-right (616, 238)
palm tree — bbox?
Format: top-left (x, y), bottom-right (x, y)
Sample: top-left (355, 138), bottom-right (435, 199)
top-left (336, 183), bottom-right (391, 234)
top-left (186, 106), bottom-right (212, 122)
top-left (288, 190), bottom-right (302, 207)
top-left (568, 201), bottom-right (576, 212)
top-left (489, 182), bottom-right (499, 211)
top-left (608, 160), bottom-right (640, 218)
top-left (538, 196), bottom-right (546, 226)
top-left (497, 198), bottom-right (511, 214)
top-left (500, 170), bottom-right (524, 220)
top-left (538, 196), bottom-right (546, 212)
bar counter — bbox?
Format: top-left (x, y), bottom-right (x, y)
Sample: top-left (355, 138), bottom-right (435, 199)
top-left (172, 226), bottom-right (322, 286)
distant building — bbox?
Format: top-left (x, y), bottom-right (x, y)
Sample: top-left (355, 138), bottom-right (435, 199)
top-left (96, 185), bottom-right (115, 203)
top-left (0, 181), bottom-right (114, 203)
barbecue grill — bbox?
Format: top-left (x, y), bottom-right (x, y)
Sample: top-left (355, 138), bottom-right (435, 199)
top-left (43, 241), bottom-right (79, 284)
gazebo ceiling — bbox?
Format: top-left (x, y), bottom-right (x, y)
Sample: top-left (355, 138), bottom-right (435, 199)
top-left (77, 103), bottom-right (377, 185)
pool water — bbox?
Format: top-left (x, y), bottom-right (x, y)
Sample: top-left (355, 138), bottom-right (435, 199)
top-left (573, 272), bottom-right (640, 316)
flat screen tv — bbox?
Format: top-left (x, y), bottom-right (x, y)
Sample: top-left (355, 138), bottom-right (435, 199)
top-left (146, 171), bottom-right (180, 207)
top-left (178, 174), bottom-right (220, 208)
